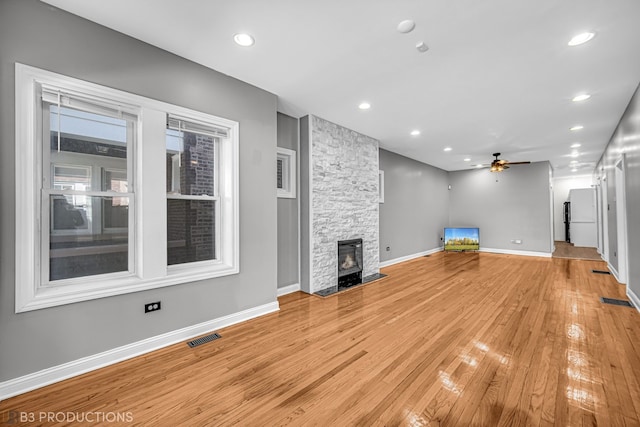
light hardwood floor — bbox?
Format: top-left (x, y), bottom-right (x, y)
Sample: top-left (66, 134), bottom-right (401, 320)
top-left (1, 252), bottom-right (639, 426)
top-left (553, 241), bottom-right (602, 261)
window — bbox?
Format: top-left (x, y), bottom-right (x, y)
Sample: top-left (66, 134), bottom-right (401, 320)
top-left (166, 116), bottom-right (223, 266)
top-left (15, 64), bottom-right (239, 312)
top-left (276, 147), bottom-right (296, 198)
top-left (42, 94), bottom-right (136, 283)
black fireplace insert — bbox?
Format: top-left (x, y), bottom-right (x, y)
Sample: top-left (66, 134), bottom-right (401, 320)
top-left (337, 238), bottom-right (363, 287)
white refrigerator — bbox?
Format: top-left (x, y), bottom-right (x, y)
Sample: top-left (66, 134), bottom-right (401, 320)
top-left (569, 188), bottom-right (597, 247)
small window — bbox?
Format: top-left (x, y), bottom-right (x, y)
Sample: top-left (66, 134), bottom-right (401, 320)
top-left (166, 116), bottom-right (223, 266)
top-left (277, 147), bottom-right (296, 198)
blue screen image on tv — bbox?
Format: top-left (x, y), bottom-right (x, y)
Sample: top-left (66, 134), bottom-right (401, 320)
top-left (444, 227), bottom-right (480, 251)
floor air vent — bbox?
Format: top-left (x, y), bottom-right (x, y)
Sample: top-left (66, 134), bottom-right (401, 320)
top-left (592, 269), bottom-right (611, 275)
top-left (187, 333), bottom-right (221, 348)
top-left (600, 297), bottom-right (633, 307)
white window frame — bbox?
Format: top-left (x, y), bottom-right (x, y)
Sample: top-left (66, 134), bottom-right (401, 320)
top-left (165, 113), bottom-right (222, 268)
top-left (15, 63), bottom-right (239, 313)
top-left (276, 147), bottom-right (296, 199)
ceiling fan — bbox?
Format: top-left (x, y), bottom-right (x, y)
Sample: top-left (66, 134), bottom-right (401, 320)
top-left (489, 152), bottom-right (531, 172)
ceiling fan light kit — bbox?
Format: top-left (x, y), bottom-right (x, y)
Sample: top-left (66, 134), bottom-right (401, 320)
top-left (489, 153), bottom-right (530, 172)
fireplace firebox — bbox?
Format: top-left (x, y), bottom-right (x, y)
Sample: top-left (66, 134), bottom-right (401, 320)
top-left (337, 239), bottom-right (363, 287)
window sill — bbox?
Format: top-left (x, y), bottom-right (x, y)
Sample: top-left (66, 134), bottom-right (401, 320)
top-left (16, 263), bottom-right (239, 313)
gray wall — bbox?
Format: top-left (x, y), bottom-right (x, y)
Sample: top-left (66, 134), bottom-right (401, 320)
top-left (299, 116), bottom-right (311, 293)
top-left (596, 82), bottom-right (640, 298)
top-left (277, 113), bottom-right (299, 288)
top-left (0, 0), bottom-right (277, 382)
top-left (448, 162), bottom-right (553, 254)
top-left (378, 149), bottom-right (449, 262)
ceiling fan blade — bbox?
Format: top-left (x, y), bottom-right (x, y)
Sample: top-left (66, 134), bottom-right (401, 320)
top-left (487, 153), bottom-right (530, 172)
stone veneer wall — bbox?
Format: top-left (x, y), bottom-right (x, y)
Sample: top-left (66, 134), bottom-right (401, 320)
top-left (309, 115), bottom-right (380, 292)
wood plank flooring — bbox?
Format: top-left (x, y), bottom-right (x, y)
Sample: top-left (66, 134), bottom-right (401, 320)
top-left (2, 252), bottom-right (639, 426)
top-left (553, 241), bottom-right (602, 261)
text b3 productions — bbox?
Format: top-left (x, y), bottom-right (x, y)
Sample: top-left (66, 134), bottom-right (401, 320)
top-left (3, 411), bottom-right (134, 424)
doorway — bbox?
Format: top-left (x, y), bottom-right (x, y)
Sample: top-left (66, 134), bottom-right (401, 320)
top-left (615, 157), bottom-right (628, 284)
top-left (601, 174), bottom-right (609, 263)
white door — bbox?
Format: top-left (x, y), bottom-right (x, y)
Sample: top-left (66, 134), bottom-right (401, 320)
top-left (596, 180), bottom-right (603, 255)
top-left (615, 157), bottom-right (628, 284)
top-left (569, 188), bottom-right (597, 247)
top-left (602, 174), bottom-right (609, 262)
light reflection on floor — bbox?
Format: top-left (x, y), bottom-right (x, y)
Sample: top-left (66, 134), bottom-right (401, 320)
top-left (563, 290), bottom-right (598, 413)
top-left (403, 409), bottom-right (430, 427)
top-left (438, 371), bottom-right (461, 395)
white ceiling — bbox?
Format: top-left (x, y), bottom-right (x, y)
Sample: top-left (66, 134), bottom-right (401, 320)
top-left (42, 0), bottom-right (640, 177)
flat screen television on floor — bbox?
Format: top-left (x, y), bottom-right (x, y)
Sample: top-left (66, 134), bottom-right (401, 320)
top-left (444, 227), bottom-right (480, 251)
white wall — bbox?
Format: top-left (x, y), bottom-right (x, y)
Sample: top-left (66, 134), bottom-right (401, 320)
top-left (552, 175), bottom-right (593, 242)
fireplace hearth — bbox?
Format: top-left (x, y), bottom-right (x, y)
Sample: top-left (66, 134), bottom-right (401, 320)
top-left (338, 239), bottom-right (363, 287)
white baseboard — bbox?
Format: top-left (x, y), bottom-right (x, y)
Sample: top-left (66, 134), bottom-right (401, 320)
top-left (277, 283), bottom-right (300, 296)
top-left (379, 247), bottom-right (443, 268)
top-left (608, 262), bottom-right (622, 284)
top-left (480, 247), bottom-right (552, 258)
top-left (627, 287), bottom-right (640, 313)
top-left (0, 301), bottom-right (279, 400)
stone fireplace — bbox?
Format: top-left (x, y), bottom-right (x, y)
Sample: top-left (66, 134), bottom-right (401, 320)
top-left (300, 115), bottom-right (380, 294)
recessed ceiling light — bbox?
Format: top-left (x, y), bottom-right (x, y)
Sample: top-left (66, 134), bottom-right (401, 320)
top-left (568, 32), bottom-right (595, 46)
top-left (570, 125), bottom-right (584, 131)
top-left (397, 20), bottom-right (416, 34)
top-left (571, 168), bottom-right (578, 172)
top-left (570, 160), bottom-right (578, 164)
top-left (571, 151), bottom-right (580, 157)
top-left (570, 143), bottom-right (582, 148)
top-left (572, 93), bottom-right (591, 102)
top-left (476, 164), bottom-right (484, 168)
top-left (233, 33), bottom-right (255, 47)
top-left (358, 102), bottom-right (371, 110)
top-left (463, 158), bottom-right (471, 162)
top-left (443, 147), bottom-right (452, 152)
top-left (410, 130), bottom-right (421, 136)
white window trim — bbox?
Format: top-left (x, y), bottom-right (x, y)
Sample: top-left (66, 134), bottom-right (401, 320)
top-left (276, 147), bottom-right (296, 199)
top-left (15, 63), bottom-right (239, 313)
